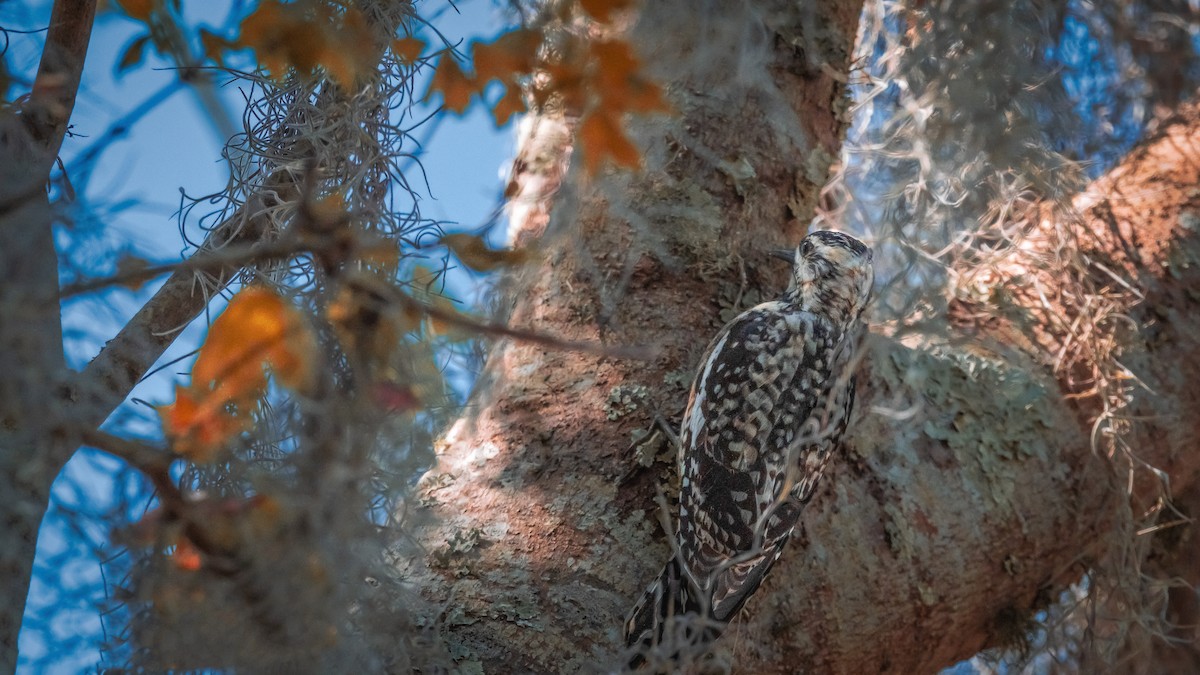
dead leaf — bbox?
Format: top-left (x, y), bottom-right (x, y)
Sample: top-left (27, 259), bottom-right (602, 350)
top-left (192, 286), bottom-right (315, 395)
top-left (590, 39), bottom-right (670, 114)
top-left (473, 28), bottom-right (540, 85)
top-left (532, 62), bottom-right (587, 112)
top-left (199, 29), bottom-right (235, 67)
top-left (158, 386), bottom-right (251, 463)
top-left (578, 110), bottom-right (641, 175)
top-left (116, 0), bottom-right (156, 22)
top-left (491, 85), bottom-right (527, 127)
top-left (319, 8), bottom-right (380, 86)
top-left (159, 287), bottom-right (315, 461)
top-left (238, 0), bottom-right (325, 80)
top-left (114, 253), bottom-right (154, 290)
top-left (426, 55), bottom-right (476, 113)
top-left (327, 278), bottom-right (403, 368)
top-left (391, 36), bottom-right (426, 64)
top-left (117, 34), bottom-right (152, 73)
top-left (590, 39), bottom-right (637, 83)
top-left (356, 236), bottom-right (401, 268)
top-left (441, 233), bottom-right (534, 272)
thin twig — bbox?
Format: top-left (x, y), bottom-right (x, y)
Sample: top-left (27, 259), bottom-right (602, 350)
top-left (391, 284), bottom-right (656, 361)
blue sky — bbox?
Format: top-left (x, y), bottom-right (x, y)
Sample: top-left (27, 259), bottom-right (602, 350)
top-left (3, 1), bottom-right (514, 671)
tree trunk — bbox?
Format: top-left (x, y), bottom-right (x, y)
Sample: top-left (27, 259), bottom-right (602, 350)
top-left (409, 2), bottom-right (1200, 673)
top-left (407, 1), bottom-right (865, 671)
top-left (0, 2), bottom-right (96, 670)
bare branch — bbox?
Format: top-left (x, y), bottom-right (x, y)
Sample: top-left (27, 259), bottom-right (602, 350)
top-left (71, 199), bottom-right (276, 444)
top-left (79, 428), bottom-right (178, 504)
top-left (389, 283), bottom-right (657, 361)
top-left (24, 0), bottom-right (98, 169)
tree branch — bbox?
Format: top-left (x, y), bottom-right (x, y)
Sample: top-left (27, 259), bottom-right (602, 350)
top-left (403, 4), bottom-right (1200, 673)
top-left (79, 428), bottom-right (178, 503)
top-left (405, 2), bottom-right (867, 672)
top-left (24, 0), bottom-right (97, 170)
top-left (71, 200), bottom-right (269, 439)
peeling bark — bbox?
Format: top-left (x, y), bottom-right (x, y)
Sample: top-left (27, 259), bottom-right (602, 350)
top-left (409, 2), bottom-right (1200, 673)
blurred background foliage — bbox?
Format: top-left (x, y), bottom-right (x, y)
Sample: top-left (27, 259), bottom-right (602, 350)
top-left (2, 0), bottom-right (1199, 671)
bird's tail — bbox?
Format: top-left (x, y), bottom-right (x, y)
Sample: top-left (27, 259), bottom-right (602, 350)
top-left (623, 556), bottom-right (723, 670)
top-left (623, 538), bottom-right (792, 670)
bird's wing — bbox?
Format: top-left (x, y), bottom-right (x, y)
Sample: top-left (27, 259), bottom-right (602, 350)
top-left (676, 303), bottom-right (839, 605)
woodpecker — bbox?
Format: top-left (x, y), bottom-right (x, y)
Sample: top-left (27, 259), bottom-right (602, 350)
top-left (623, 229), bottom-right (874, 668)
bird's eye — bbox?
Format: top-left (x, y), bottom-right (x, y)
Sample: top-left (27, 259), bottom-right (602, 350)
top-left (800, 239), bottom-right (815, 256)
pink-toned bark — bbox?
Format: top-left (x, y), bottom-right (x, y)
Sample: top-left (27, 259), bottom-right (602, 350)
top-left (410, 3), bottom-right (1200, 672)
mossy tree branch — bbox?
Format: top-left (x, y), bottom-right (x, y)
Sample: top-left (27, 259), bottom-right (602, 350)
top-left (408, 4), bottom-right (1200, 673)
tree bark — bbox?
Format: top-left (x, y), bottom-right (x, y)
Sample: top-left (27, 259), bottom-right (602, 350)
top-left (408, 1), bottom-right (867, 671)
top-left (409, 3), bottom-right (1200, 673)
top-left (0, 2), bottom-right (96, 670)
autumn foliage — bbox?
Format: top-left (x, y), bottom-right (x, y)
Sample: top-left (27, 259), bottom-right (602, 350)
top-left (114, 0), bottom-right (667, 176)
top-left (131, 0), bottom-right (665, 460)
top-left (117, 0), bottom-right (385, 86)
top-left (159, 287), bottom-right (315, 462)
top-left (425, 20), bottom-right (669, 173)
top-left (108, 0), bottom-right (675, 492)
top-left (0, 0), bottom-right (688, 670)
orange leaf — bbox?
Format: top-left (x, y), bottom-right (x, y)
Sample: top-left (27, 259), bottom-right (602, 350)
top-left (356, 236), bottom-right (401, 268)
top-left (116, 0), bottom-right (156, 22)
top-left (199, 29), bottom-right (235, 67)
top-left (172, 537), bottom-right (203, 572)
top-left (617, 79), bottom-right (670, 114)
top-left (533, 62), bottom-right (586, 111)
top-left (318, 46), bottom-right (357, 88)
top-left (472, 29), bottom-right (540, 85)
top-left (585, 40), bottom-right (670, 115)
top-left (158, 286), bottom-right (316, 460)
top-left (237, 1), bottom-right (287, 53)
top-left (426, 55), bottom-right (476, 113)
top-left (579, 0), bottom-right (636, 23)
top-left (491, 86), bottom-right (527, 127)
top-left (158, 387), bottom-right (251, 462)
top-left (321, 8), bottom-right (380, 86)
top-left (282, 22), bottom-right (327, 73)
top-left (327, 277), bottom-right (404, 367)
top-left (238, 1), bottom-right (326, 79)
top-left (306, 193), bottom-right (347, 229)
top-left (590, 39), bottom-right (639, 89)
top-left (440, 233), bottom-right (534, 272)
top-left (391, 36), bottom-right (426, 64)
top-left (578, 111), bottom-right (641, 175)
top-left (192, 286), bottom-right (315, 396)
top-left (117, 34), bottom-right (152, 73)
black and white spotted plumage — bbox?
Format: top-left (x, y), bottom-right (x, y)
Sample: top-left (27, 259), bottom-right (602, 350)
top-left (624, 230), bottom-right (874, 667)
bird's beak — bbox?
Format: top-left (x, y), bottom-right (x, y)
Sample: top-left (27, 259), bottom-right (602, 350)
top-left (769, 248), bottom-right (795, 263)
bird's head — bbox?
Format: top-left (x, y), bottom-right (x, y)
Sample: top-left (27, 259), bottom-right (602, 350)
top-left (775, 229), bottom-right (874, 325)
